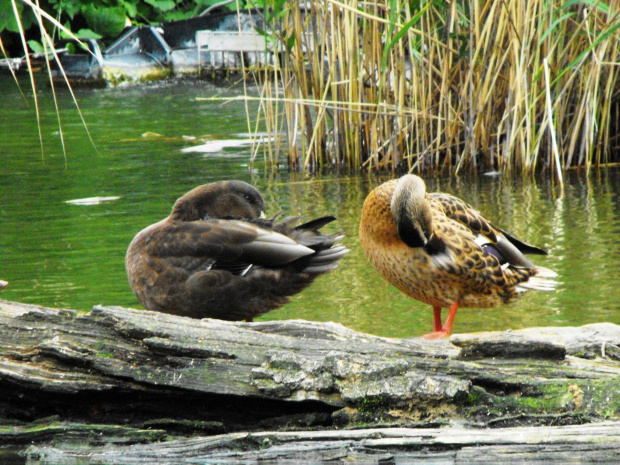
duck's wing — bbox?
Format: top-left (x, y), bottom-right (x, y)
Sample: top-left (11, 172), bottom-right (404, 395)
top-left (429, 193), bottom-right (498, 239)
top-left (147, 219), bottom-right (315, 270)
top-left (428, 193), bottom-right (544, 269)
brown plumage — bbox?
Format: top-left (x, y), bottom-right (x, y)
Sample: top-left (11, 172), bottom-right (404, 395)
top-left (126, 180), bottom-right (348, 321)
top-left (359, 174), bottom-right (557, 338)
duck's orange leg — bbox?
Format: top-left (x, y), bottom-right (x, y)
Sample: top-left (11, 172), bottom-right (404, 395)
top-left (422, 302), bottom-right (460, 339)
top-left (432, 306), bottom-right (442, 332)
top-left (442, 301), bottom-right (459, 335)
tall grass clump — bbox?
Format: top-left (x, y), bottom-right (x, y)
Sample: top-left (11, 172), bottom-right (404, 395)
top-left (250, 0), bottom-right (620, 175)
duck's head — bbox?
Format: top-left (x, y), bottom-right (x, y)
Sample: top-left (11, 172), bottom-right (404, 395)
top-left (171, 180), bottom-right (265, 222)
top-left (390, 175), bottom-right (434, 249)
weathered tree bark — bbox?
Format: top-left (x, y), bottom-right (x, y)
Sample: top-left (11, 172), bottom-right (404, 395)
top-left (0, 299), bottom-right (618, 463)
top-left (27, 422), bottom-right (620, 464)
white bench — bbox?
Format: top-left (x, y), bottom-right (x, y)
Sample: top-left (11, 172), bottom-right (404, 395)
top-left (196, 30), bottom-right (268, 71)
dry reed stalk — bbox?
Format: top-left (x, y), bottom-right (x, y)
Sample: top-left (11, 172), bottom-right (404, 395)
top-left (246, 0), bottom-right (619, 174)
top-left (7, 0), bottom-right (101, 162)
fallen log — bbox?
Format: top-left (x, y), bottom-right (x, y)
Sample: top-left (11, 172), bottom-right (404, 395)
top-left (27, 421), bottom-right (620, 464)
top-left (0, 299), bottom-right (618, 463)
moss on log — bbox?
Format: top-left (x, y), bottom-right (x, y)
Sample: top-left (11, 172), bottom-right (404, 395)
top-left (0, 299), bottom-right (618, 463)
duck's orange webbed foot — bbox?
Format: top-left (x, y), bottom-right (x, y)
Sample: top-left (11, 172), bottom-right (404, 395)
top-left (421, 330), bottom-right (451, 339)
top-left (420, 302), bottom-right (459, 339)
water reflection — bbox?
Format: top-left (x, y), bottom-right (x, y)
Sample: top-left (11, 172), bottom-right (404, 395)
top-left (0, 76), bottom-right (618, 338)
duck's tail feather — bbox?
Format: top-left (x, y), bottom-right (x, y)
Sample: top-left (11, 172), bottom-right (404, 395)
top-left (499, 227), bottom-right (548, 256)
top-left (264, 215), bottom-right (348, 273)
top-left (295, 215), bottom-right (337, 231)
top-left (302, 245), bottom-right (350, 273)
top-left (516, 266), bottom-right (558, 292)
top-left (536, 266), bottom-right (558, 279)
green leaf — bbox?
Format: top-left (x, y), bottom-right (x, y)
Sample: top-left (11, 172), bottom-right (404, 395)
top-left (82, 4), bottom-right (127, 38)
top-left (0, 0), bottom-right (23, 33)
top-left (554, 19), bottom-right (620, 85)
top-left (75, 28), bottom-right (103, 40)
top-left (382, 0), bottom-right (431, 69)
top-left (53, 0), bottom-right (82, 19)
top-left (121, 0), bottom-right (139, 18)
top-left (59, 21), bottom-right (72, 39)
top-left (27, 40), bottom-right (44, 54)
top-left (381, 0), bottom-right (399, 71)
top-left (561, 0), bottom-right (609, 15)
top-left (538, 12), bottom-right (575, 44)
top-left (144, 0), bottom-right (177, 13)
top-left (254, 26), bottom-right (270, 39)
top-left (285, 33), bottom-right (296, 50)
top-left (160, 11), bottom-right (194, 21)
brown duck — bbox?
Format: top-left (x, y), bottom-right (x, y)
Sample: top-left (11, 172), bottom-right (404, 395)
top-left (126, 180), bottom-right (348, 321)
top-left (359, 174), bottom-right (557, 338)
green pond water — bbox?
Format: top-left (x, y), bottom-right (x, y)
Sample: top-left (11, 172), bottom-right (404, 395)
top-left (1, 75), bottom-right (618, 338)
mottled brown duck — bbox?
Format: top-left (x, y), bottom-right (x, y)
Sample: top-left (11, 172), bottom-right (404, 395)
top-left (359, 174), bottom-right (557, 339)
top-left (126, 180), bottom-right (348, 321)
